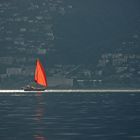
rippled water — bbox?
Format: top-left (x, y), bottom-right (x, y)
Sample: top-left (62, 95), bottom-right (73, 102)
top-left (0, 92), bottom-right (140, 140)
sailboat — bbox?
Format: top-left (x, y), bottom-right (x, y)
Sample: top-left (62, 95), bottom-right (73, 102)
top-left (24, 59), bottom-right (48, 91)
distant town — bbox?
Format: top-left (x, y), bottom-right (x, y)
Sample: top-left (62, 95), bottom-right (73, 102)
top-left (0, 51), bottom-right (140, 89)
top-left (0, 0), bottom-right (140, 89)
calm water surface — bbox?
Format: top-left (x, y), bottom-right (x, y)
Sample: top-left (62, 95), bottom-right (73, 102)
top-left (0, 92), bottom-right (140, 140)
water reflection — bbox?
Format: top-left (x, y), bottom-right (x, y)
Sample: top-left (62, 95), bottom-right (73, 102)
top-left (34, 93), bottom-right (47, 140)
top-left (34, 135), bottom-right (47, 140)
top-left (1, 93), bottom-right (140, 140)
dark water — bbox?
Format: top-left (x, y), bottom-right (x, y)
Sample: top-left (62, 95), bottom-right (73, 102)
top-left (0, 92), bottom-right (140, 140)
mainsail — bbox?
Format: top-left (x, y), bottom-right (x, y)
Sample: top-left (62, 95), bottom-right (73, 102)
top-left (34, 59), bottom-right (48, 87)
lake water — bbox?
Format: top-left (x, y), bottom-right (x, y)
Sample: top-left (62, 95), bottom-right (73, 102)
top-left (0, 92), bottom-right (140, 140)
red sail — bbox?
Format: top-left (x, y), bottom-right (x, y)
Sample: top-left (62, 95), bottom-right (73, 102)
top-left (34, 59), bottom-right (48, 87)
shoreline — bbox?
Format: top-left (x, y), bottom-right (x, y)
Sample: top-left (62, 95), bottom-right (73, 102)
top-left (0, 89), bottom-right (140, 93)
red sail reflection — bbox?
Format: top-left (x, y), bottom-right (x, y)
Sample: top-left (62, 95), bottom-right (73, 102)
top-left (34, 135), bottom-right (47, 140)
top-left (34, 95), bottom-right (48, 140)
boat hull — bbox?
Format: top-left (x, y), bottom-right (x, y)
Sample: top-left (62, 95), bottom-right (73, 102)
top-left (23, 87), bottom-right (46, 91)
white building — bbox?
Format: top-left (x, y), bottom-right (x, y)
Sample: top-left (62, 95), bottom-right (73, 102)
top-left (48, 76), bottom-right (73, 88)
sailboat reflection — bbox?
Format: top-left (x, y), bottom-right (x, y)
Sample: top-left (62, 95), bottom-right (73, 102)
top-left (35, 135), bottom-right (46, 140)
top-left (34, 93), bottom-right (48, 140)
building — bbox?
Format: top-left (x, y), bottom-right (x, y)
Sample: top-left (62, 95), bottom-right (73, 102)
top-left (48, 76), bottom-right (73, 88)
